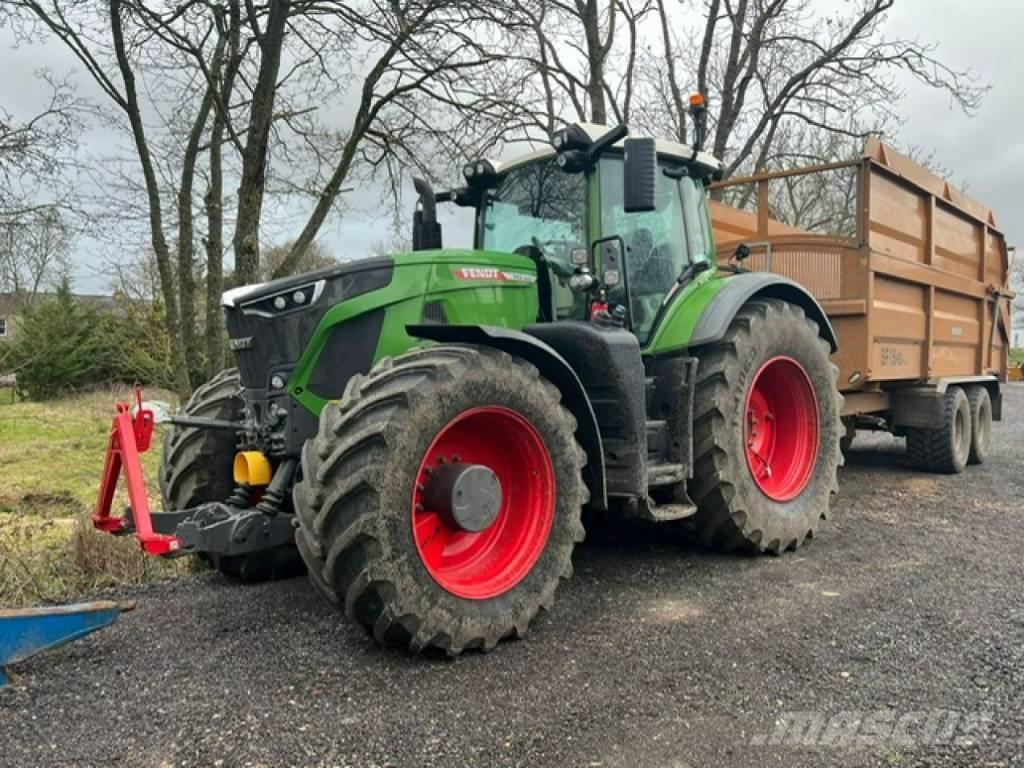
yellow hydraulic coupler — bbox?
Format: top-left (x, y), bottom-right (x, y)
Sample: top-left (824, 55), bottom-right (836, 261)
top-left (233, 451), bottom-right (273, 486)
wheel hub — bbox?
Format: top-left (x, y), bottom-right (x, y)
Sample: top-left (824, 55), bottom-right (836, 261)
top-left (422, 463), bottom-right (503, 533)
top-left (743, 356), bottom-right (820, 502)
top-left (411, 406), bottom-right (556, 600)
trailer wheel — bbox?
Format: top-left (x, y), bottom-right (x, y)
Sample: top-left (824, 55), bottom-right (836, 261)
top-left (965, 386), bottom-right (992, 465)
top-left (688, 299), bottom-right (842, 553)
top-left (905, 387), bottom-right (971, 474)
top-left (293, 345), bottom-right (587, 655)
top-left (160, 369), bottom-right (303, 582)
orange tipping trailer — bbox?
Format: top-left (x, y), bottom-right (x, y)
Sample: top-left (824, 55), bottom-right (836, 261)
top-left (709, 139), bottom-right (1014, 469)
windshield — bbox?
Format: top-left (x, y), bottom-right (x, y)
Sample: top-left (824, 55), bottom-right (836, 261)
top-left (481, 158), bottom-right (587, 258)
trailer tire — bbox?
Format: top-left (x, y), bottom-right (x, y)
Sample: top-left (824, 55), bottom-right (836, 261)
top-left (160, 369), bottom-right (304, 582)
top-left (293, 345), bottom-right (587, 655)
top-left (687, 299), bottom-right (842, 554)
top-left (965, 386), bottom-right (992, 465)
top-left (905, 387), bottom-right (971, 474)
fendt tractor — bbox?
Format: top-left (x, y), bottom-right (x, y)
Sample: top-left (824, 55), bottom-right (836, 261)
top-left (96, 98), bottom-right (995, 655)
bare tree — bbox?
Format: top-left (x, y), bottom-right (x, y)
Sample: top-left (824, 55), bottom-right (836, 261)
top-left (272, 0), bottom-right (524, 278)
top-left (0, 209), bottom-right (71, 297)
top-left (0, 74), bottom-right (83, 223)
top-left (487, 0), bottom-right (985, 177)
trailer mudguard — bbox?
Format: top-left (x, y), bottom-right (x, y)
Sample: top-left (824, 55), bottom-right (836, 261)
top-left (689, 272), bottom-right (838, 351)
top-left (406, 324), bottom-right (608, 510)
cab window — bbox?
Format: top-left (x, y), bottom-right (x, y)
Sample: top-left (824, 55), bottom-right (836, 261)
top-left (599, 157), bottom-right (689, 342)
top-left (680, 176), bottom-right (712, 261)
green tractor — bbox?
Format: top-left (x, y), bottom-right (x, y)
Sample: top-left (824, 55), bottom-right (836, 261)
top-left (98, 114), bottom-right (841, 655)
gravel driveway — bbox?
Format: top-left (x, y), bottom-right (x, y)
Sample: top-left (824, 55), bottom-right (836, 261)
top-left (2, 384), bottom-right (1022, 768)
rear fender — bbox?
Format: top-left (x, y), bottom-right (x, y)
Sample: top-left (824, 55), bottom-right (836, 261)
top-left (407, 324), bottom-right (607, 510)
top-left (690, 272), bottom-right (838, 351)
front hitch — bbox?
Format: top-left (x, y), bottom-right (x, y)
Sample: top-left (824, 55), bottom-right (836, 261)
top-left (93, 385), bottom-right (182, 556)
top-left (93, 386), bottom-right (296, 559)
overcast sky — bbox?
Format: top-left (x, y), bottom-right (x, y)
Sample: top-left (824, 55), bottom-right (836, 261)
top-left (2, 0), bottom-right (1021, 293)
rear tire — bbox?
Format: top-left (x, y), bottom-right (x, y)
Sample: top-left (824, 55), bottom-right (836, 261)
top-left (160, 369), bottom-right (304, 582)
top-left (688, 299), bottom-right (842, 554)
top-left (905, 386), bottom-right (971, 474)
top-left (966, 386), bottom-right (992, 465)
top-left (293, 345), bottom-right (587, 655)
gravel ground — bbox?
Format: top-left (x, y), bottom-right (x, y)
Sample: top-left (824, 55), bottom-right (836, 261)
top-left (2, 384), bottom-right (1022, 768)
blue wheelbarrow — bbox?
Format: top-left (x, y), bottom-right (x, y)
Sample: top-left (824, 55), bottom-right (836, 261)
top-left (0, 600), bottom-right (135, 686)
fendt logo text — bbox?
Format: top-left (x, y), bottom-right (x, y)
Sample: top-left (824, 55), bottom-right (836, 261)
top-left (453, 267), bottom-right (537, 284)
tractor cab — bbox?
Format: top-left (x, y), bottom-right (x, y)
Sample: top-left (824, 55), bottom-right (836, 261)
top-left (417, 119), bottom-right (726, 347)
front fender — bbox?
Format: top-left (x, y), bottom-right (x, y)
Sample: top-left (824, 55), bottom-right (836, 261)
top-left (406, 324), bottom-right (607, 510)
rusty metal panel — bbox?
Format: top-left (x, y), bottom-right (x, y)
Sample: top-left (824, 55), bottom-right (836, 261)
top-left (931, 288), bottom-right (983, 377)
top-left (932, 202), bottom-right (983, 280)
top-left (868, 171), bottom-right (928, 264)
top-left (869, 275), bottom-right (927, 381)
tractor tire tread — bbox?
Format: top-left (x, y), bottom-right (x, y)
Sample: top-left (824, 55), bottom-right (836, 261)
top-left (686, 299), bottom-right (842, 554)
top-left (294, 344), bottom-right (587, 655)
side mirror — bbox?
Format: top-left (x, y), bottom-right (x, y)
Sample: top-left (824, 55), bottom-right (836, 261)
top-left (623, 138), bottom-right (657, 213)
top-left (733, 243), bottom-right (751, 262)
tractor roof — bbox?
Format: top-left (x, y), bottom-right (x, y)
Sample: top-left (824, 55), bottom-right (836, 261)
top-left (490, 123), bottom-right (726, 178)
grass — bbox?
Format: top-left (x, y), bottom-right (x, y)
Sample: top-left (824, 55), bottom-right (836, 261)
top-left (1011, 347), bottom-right (1024, 366)
top-left (0, 386), bottom-right (194, 607)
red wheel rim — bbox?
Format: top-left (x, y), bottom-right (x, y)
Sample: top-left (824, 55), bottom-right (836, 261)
top-left (412, 406), bottom-right (555, 600)
top-left (744, 356), bottom-right (820, 501)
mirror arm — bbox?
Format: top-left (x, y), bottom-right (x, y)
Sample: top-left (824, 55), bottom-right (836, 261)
top-left (586, 124), bottom-right (628, 163)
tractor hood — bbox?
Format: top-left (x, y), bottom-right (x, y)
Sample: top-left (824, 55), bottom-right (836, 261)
top-left (221, 257), bottom-right (395, 311)
top-left (222, 257), bottom-right (395, 397)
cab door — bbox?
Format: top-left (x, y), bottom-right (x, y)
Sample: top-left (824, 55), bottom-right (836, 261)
top-left (597, 156), bottom-right (712, 343)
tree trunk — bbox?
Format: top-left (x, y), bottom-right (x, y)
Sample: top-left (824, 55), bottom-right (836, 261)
top-left (109, 0), bottom-right (190, 398)
top-left (178, 85), bottom-right (217, 380)
top-left (578, 0), bottom-right (608, 124)
top-left (231, 0), bottom-right (290, 286)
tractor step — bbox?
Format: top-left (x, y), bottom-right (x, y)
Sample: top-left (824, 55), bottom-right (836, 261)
top-left (647, 461), bottom-right (687, 486)
top-left (628, 495), bottom-right (696, 522)
top-left (644, 501), bottom-right (697, 522)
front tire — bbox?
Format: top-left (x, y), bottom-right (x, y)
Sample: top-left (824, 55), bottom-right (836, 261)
top-left (293, 345), bottom-right (587, 655)
top-left (688, 299), bottom-right (842, 553)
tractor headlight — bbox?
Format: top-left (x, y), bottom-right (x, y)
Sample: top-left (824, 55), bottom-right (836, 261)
top-left (238, 279), bottom-right (326, 318)
top-left (463, 158), bottom-right (498, 188)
